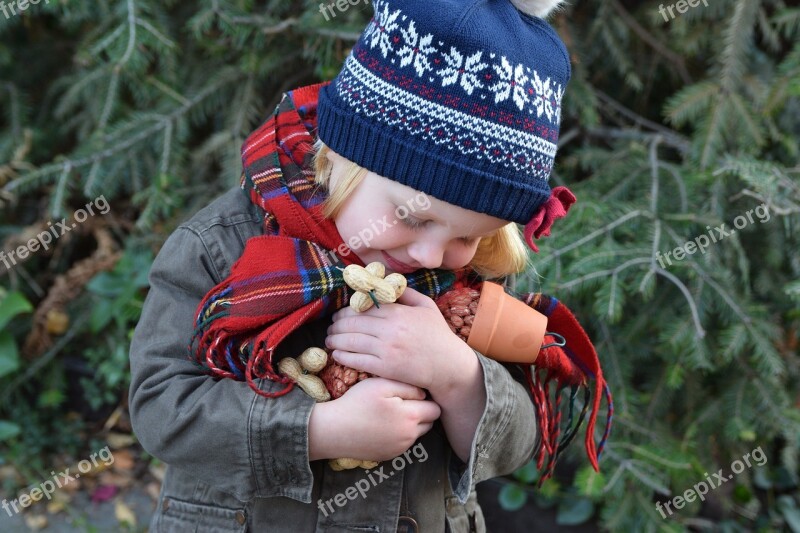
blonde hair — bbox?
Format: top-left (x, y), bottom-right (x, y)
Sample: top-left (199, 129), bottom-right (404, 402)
top-left (311, 138), bottom-right (531, 280)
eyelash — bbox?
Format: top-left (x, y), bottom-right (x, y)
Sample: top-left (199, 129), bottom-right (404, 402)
top-left (400, 217), bottom-right (479, 245)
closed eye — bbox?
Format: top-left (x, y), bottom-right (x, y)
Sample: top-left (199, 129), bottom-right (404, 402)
top-left (400, 216), bottom-right (480, 245)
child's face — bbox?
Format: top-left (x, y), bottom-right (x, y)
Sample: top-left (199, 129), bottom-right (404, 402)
top-left (326, 150), bottom-right (508, 274)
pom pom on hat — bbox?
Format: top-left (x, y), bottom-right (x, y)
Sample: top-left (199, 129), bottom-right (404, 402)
top-left (509, 0), bottom-right (566, 18)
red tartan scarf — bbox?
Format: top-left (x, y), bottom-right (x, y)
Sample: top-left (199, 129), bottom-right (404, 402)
top-left (188, 82), bottom-right (612, 479)
top-left (189, 81), bottom-right (479, 397)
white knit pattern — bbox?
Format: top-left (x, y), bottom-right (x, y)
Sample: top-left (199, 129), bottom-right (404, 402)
top-left (337, 52), bottom-right (557, 179)
top-left (363, 0), bottom-right (565, 125)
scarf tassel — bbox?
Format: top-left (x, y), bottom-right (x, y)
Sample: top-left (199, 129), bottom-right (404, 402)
top-left (518, 294), bottom-right (614, 484)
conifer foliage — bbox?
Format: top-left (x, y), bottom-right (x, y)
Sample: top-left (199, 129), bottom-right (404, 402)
top-left (1, 0), bottom-right (799, 529)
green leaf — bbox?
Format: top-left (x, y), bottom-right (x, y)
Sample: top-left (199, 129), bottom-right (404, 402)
top-left (512, 460), bottom-right (539, 484)
top-left (0, 290), bottom-right (33, 331)
top-left (556, 495), bottom-right (595, 525)
top-left (0, 332), bottom-right (20, 378)
top-left (779, 495), bottom-right (800, 533)
top-left (498, 482), bottom-right (527, 511)
top-left (0, 420), bottom-right (21, 442)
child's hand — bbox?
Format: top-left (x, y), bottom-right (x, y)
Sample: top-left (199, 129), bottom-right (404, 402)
top-left (325, 287), bottom-right (476, 398)
top-left (308, 377), bottom-right (440, 462)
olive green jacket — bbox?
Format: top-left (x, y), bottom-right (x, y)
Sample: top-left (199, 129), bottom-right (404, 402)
top-left (128, 186), bottom-right (538, 532)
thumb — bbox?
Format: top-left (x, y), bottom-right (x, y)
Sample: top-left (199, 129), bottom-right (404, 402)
top-left (395, 286), bottom-right (435, 309)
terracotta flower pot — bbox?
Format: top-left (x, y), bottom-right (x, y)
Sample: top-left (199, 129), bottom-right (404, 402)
top-left (464, 281), bottom-right (548, 364)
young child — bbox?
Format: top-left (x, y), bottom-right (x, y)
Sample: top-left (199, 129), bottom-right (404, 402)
top-left (129, 0), bottom-right (574, 531)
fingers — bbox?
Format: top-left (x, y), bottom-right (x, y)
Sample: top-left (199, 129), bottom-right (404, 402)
top-left (327, 329), bottom-right (383, 356)
top-left (330, 348), bottom-right (380, 374)
top-left (368, 377), bottom-right (426, 400)
top-left (405, 399), bottom-right (442, 423)
top-left (327, 315), bottom-right (384, 337)
top-left (395, 287), bottom-right (433, 308)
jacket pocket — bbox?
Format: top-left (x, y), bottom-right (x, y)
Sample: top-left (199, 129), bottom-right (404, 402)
top-left (323, 526), bottom-right (380, 533)
top-left (444, 491), bottom-right (486, 533)
top-left (153, 495), bottom-right (249, 533)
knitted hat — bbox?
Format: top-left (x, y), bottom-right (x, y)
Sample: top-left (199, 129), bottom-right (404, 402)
top-left (316, 0), bottom-right (574, 249)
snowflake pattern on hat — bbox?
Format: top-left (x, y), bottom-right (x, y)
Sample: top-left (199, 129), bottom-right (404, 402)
top-left (364, 0), bottom-right (565, 124)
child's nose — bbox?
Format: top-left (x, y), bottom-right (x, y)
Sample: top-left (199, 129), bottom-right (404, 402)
top-left (407, 241), bottom-right (445, 270)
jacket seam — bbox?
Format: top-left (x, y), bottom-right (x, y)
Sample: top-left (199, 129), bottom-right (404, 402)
top-left (175, 225), bottom-right (225, 283)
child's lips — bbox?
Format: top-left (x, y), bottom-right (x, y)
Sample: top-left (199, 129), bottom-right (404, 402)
top-left (381, 251), bottom-right (419, 274)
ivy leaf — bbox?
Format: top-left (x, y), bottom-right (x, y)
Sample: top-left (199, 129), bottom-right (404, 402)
top-left (512, 459), bottom-right (539, 484)
top-left (0, 420), bottom-right (21, 442)
top-left (556, 495), bottom-right (595, 525)
top-left (498, 482), bottom-right (527, 511)
top-left (0, 332), bottom-right (20, 378)
top-left (0, 290), bottom-right (33, 331)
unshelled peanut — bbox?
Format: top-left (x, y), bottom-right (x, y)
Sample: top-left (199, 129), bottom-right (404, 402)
top-left (278, 357), bottom-right (330, 402)
top-left (297, 347), bottom-right (328, 373)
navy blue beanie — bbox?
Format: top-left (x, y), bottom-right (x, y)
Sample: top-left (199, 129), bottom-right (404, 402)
top-left (317, 0), bottom-right (570, 226)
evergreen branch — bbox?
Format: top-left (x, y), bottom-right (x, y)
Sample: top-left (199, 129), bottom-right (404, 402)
top-left (145, 75), bottom-right (190, 106)
top-left (314, 28), bottom-right (363, 41)
top-left (653, 266), bottom-right (706, 338)
top-left (731, 189), bottom-right (800, 215)
top-left (89, 24), bottom-right (125, 56)
top-left (549, 210), bottom-right (647, 259)
top-left (699, 97), bottom-right (727, 169)
top-left (599, 321), bottom-right (627, 414)
top-left (5, 71), bottom-right (243, 193)
top-left (720, 0), bottom-right (758, 92)
top-left (613, 416), bottom-right (660, 441)
top-left (608, 0), bottom-right (692, 84)
top-left (84, 160), bottom-right (101, 197)
top-left (3, 82), bottom-right (21, 140)
top-left (135, 19), bottom-right (175, 48)
top-left (685, 262), bottom-right (751, 325)
top-left (160, 120), bottom-right (173, 177)
top-left (98, 0), bottom-right (138, 133)
top-left (659, 163), bottom-right (689, 212)
top-left (613, 442), bottom-right (693, 470)
top-left (594, 90), bottom-right (690, 150)
top-left (50, 162), bottom-right (71, 218)
top-left (556, 257), bottom-right (650, 290)
top-left (603, 449), bottom-right (672, 495)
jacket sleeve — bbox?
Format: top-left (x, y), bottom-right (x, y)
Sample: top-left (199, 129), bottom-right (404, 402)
top-left (128, 226), bottom-right (318, 503)
top-left (447, 350), bottom-right (538, 504)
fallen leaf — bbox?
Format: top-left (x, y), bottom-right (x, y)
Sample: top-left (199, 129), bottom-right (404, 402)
top-left (145, 481), bottom-right (162, 501)
top-left (45, 309), bottom-right (69, 335)
top-left (115, 499), bottom-right (137, 527)
top-left (148, 462), bottom-right (166, 482)
top-left (106, 432), bottom-right (136, 449)
top-left (111, 449), bottom-right (135, 472)
top-left (92, 484), bottom-right (119, 504)
top-left (103, 407), bottom-right (123, 431)
top-left (23, 514), bottom-right (48, 530)
top-left (99, 470), bottom-right (133, 488)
